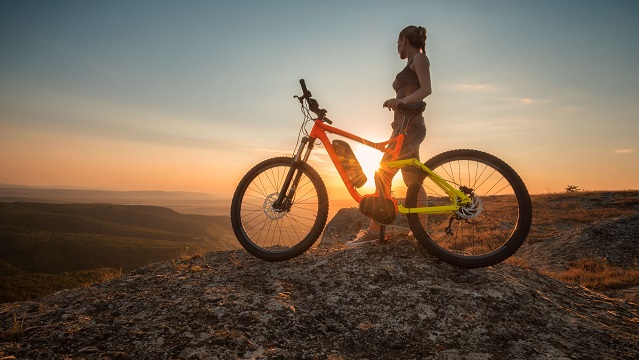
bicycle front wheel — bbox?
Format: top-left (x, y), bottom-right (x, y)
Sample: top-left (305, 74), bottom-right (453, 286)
top-left (405, 149), bottom-right (532, 268)
top-left (231, 157), bottom-right (329, 261)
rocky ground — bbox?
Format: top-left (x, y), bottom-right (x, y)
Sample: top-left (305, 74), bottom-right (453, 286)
top-left (2, 191), bottom-right (639, 359)
top-left (2, 239), bottom-right (639, 359)
top-left (517, 214), bottom-right (639, 270)
top-left (515, 191), bottom-right (639, 303)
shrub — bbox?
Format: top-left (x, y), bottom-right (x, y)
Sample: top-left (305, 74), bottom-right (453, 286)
top-left (565, 185), bottom-right (581, 192)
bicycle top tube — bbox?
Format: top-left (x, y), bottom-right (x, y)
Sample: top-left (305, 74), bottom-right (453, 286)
top-left (306, 119), bottom-right (407, 202)
top-left (309, 119), bottom-right (404, 159)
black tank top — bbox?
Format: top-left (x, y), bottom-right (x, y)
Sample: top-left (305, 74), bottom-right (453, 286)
top-left (392, 56), bottom-right (429, 127)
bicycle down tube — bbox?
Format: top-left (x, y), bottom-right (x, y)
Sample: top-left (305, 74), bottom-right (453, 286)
top-left (308, 119), bottom-right (401, 202)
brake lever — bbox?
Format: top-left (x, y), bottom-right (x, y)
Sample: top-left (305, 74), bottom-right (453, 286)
top-left (293, 88), bottom-right (331, 124)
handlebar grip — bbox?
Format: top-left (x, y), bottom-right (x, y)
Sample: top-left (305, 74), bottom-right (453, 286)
top-left (299, 79), bottom-right (311, 97)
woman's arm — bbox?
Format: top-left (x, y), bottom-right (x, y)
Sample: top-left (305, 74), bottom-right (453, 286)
top-left (403, 54), bottom-right (432, 102)
top-left (383, 53), bottom-right (432, 110)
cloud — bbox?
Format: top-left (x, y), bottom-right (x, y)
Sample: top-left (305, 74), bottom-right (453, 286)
top-left (255, 148), bottom-right (328, 163)
top-left (519, 98), bottom-right (534, 104)
top-left (308, 154), bottom-right (329, 163)
top-left (455, 82), bottom-right (497, 93)
top-left (86, 60), bottom-right (121, 77)
top-left (39, 36), bottom-right (121, 77)
top-left (614, 148), bottom-right (636, 154)
top-left (256, 148), bottom-right (293, 156)
top-left (453, 81), bottom-right (539, 106)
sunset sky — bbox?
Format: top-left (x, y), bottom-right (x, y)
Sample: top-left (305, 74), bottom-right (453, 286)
top-left (1, 0), bottom-right (638, 199)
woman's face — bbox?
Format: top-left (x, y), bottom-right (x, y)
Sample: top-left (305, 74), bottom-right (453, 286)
top-left (397, 36), bottom-right (407, 59)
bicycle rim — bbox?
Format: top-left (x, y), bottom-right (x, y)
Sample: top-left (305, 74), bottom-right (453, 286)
top-left (406, 149), bottom-right (531, 268)
top-left (231, 157), bottom-right (328, 260)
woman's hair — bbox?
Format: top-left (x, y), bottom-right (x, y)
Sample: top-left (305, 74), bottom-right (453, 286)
top-left (399, 25), bottom-right (427, 54)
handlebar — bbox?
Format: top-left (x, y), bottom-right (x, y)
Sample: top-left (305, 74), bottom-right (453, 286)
top-left (299, 79), bottom-right (311, 98)
top-left (295, 79), bottom-right (331, 124)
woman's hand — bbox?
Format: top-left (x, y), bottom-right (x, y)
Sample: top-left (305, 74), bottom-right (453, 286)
top-left (383, 98), bottom-right (404, 111)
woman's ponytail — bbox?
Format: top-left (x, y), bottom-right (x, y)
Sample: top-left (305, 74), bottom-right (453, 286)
top-left (400, 25), bottom-right (427, 54)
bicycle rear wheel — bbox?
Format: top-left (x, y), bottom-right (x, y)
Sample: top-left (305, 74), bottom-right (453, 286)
top-left (231, 157), bottom-right (329, 261)
top-left (405, 149), bottom-right (532, 268)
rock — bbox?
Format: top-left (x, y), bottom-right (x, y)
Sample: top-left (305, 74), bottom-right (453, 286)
top-left (518, 214), bottom-right (639, 270)
top-left (2, 201), bottom-right (639, 359)
top-left (1, 240), bottom-right (638, 359)
top-left (78, 346), bottom-right (99, 353)
top-left (320, 208), bottom-right (370, 246)
top-left (320, 207), bottom-right (411, 246)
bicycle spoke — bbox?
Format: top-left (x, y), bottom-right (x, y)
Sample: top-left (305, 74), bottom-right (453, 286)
top-left (284, 213), bottom-right (303, 241)
top-left (411, 155), bottom-right (526, 258)
top-left (234, 159), bottom-right (326, 254)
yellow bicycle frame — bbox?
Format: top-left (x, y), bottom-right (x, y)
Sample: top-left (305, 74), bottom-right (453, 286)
top-left (381, 158), bottom-right (472, 215)
top-left (306, 119), bottom-right (472, 215)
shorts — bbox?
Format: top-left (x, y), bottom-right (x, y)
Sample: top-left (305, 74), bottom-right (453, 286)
top-left (381, 118), bottom-right (426, 186)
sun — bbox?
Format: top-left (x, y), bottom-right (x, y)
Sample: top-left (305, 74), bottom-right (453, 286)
top-left (348, 142), bottom-right (412, 197)
top-left (351, 144), bottom-right (383, 176)
top-left (350, 144), bottom-right (384, 192)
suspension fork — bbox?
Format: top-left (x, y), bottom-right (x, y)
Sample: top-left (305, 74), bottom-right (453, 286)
top-left (273, 136), bottom-right (316, 210)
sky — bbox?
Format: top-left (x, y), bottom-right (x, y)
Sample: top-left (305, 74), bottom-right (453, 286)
top-left (1, 0), bottom-right (638, 199)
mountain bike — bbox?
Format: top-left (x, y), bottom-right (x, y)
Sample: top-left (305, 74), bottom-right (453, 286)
top-left (231, 80), bottom-right (532, 268)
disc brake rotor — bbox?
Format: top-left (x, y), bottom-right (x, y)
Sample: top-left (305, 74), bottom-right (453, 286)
top-left (263, 192), bottom-right (287, 220)
top-left (456, 194), bottom-right (483, 220)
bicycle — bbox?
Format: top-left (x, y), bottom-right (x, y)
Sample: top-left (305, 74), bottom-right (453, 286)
top-left (231, 80), bottom-right (532, 268)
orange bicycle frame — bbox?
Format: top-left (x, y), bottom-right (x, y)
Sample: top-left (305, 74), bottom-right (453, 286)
top-left (306, 119), bottom-right (403, 203)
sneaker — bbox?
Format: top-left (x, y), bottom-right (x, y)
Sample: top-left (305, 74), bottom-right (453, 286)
top-left (346, 229), bottom-right (379, 247)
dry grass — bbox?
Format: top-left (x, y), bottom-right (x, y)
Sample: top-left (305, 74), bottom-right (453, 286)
top-left (81, 268), bottom-right (123, 287)
top-left (522, 191), bottom-right (639, 294)
top-left (97, 267), bottom-right (123, 282)
top-left (169, 250), bottom-right (206, 272)
top-left (0, 314), bottom-right (25, 342)
top-left (170, 259), bottom-right (190, 271)
top-left (542, 257), bottom-right (639, 291)
top-left (504, 256), bottom-right (531, 269)
top-left (527, 191), bottom-right (639, 244)
top-left (178, 247), bottom-right (206, 261)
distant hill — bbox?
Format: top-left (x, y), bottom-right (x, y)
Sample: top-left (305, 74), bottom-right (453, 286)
top-left (0, 202), bottom-right (240, 302)
top-left (0, 186), bottom-right (231, 215)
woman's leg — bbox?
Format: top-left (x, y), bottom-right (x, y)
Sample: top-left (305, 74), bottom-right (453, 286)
top-left (349, 120), bottom-right (426, 245)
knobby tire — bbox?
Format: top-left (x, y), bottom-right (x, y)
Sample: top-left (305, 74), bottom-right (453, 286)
top-left (231, 157), bottom-right (329, 261)
top-left (405, 149), bottom-right (532, 268)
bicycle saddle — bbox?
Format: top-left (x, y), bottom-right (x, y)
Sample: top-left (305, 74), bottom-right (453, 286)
top-left (397, 102), bottom-right (426, 115)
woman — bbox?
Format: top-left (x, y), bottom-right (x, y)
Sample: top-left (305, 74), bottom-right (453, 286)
top-left (347, 25), bottom-right (432, 246)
